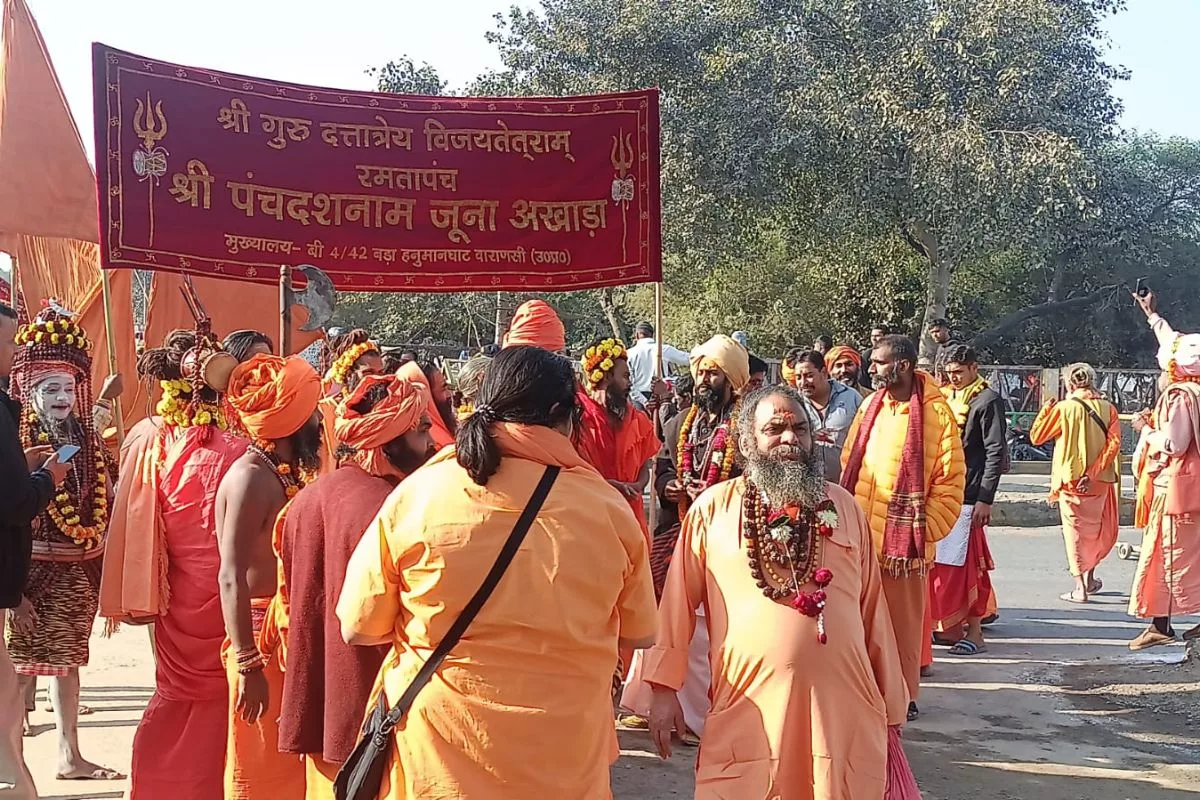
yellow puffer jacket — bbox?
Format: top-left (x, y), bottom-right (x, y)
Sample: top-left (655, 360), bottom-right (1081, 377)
top-left (841, 372), bottom-right (966, 562)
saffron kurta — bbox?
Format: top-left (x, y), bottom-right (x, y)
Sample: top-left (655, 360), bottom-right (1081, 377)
top-left (642, 479), bottom-right (909, 799)
top-left (337, 423), bottom-right (657, 800)
top-left (103, 419), bottom-right (248, 800)
top-left (1030, 392), bottom-right (1121, 577)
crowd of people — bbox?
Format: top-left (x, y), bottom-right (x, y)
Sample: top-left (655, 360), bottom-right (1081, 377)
top-left (0, 290), bottom-right (1197, 799)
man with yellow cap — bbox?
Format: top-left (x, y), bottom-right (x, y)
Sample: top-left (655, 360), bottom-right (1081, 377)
top-left (216, 353), bottom-right (323, 799)
top-left (619, 334), bottom-right (749, 740)
top-left (273, 374), bottom-right (437, 797)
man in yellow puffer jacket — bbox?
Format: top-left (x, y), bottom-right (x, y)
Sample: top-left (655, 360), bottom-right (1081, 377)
top-left (841, 335), bottom-right (966, 721)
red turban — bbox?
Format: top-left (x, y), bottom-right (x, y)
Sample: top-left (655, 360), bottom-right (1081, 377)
top-left (335, 374), bottom-right (428, 479)
top-left (824, 345), bottom-right (862, 373)
top-left (502, 300), bottom-right (566, 352)
top-left (226, 354), bottom-right (321, 440)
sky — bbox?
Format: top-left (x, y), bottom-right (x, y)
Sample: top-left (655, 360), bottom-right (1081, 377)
top-left (18, 0), bottom-right (1200, 150)
top-left (0, 0), bottom-right (1197, 283)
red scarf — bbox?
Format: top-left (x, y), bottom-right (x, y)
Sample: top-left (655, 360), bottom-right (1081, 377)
top-left (840, 378), bottom-right (928, 575)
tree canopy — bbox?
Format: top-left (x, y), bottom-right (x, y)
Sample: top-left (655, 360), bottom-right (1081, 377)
top-left (338, 0), bottom-right (1200, 370)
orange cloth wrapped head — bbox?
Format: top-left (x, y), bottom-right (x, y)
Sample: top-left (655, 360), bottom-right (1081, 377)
top-left (226, 354), bottom-right (322, 440)
top-left (502, 299), bottom-right (566, 352)
top-left (824, 345), bottom-right (862, 373)
top-left (689, 334), bottom-right (750, 392)
top-left (335, 373), bottom-right (429, 479)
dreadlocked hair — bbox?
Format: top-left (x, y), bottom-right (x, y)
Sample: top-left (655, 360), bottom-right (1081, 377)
top-left (136, 329), bottom-right (219, 405)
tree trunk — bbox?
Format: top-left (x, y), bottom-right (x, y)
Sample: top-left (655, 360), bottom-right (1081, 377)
top-left (597, 288), bottom-right (627, 342)
top-left (908, 221), bottom-right (947, 362)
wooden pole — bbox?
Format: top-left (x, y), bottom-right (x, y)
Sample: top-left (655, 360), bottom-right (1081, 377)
top-left (647, 282), bottom-right (664, 536)
top-left (493, 291), bottom-right (503, 346)
top-left (279, 265), bottom-right (292, 356)
top-left (99, 269), bottom-right (125, 448)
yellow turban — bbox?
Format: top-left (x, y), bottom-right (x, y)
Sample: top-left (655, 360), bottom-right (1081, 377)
top-left (226, 354), bottom-right (322, 440)
top-left (690, 335), bottom-right (750, 391)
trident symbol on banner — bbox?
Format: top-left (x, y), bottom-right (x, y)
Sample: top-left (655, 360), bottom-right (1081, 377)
top-left (611, 131), bottom-right (635, 263)
top-left (133, 91), bottom-right (169, 246)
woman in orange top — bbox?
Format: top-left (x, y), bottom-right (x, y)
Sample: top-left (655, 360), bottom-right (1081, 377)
top-left (337, 346), bottom-right (657, 799)
top-left (1030, 363), bottom-right (1121, 604)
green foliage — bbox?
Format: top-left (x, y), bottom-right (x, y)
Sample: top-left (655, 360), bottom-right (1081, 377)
top-left (353, 0), bottom-right (1200, 369)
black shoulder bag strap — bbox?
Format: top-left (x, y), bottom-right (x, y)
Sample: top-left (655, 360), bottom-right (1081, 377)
top-left (334, 465), bottom-right (560, 800)
top-left (1072, 397), bottom-right (1110, 435)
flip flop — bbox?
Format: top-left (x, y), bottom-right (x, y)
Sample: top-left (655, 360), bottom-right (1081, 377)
top-left (1181, 623), bottom-right (1200, 641)
top-left (906, 702), bottom-right (919, 722)
top-left (1129, 626), bottom-right (1177, 651)
top-left (56, 767), bottom-right (125, 781)
top-left (948, 639), bottom-right (988, 656)
top-left (1060, 591), bottom-right (1088, 604)
top-left (981, 613), bottom-right (999, 626)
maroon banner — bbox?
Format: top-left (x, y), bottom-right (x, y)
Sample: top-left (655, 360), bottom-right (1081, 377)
top-left (93, 44), bottom-right (661, 292)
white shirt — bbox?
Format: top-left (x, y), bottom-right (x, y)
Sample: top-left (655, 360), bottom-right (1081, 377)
top-left (627, 337), bottom-right (690, 396)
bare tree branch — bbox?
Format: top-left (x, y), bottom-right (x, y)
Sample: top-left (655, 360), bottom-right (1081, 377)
top-left (971, 284), bottom-right (1121, 348)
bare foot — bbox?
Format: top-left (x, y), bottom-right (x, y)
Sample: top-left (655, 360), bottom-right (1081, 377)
top-left (56, 757), bottom-right (125, 781)
top-left (21, 713), bottom-right (31, 737)
top-left (44, 702), bottom-right (93, 715)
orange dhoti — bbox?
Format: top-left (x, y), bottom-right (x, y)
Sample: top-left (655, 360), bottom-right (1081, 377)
top-left (930, 520), bottom-right (995, 631)
top-left (222, 598), bottom-right (306, 799)
top-left (882, 572), bottom-right (927, 702)
top-left (1057, 485), bottom-right (1118, 577)
top-left (1128, 495), bottom-right (1200, 619)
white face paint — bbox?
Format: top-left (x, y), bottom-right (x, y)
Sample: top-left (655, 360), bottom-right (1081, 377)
top-left (32, 372), bottom-right (78, 421)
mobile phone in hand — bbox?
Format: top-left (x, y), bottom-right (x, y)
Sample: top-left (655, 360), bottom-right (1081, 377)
top-left (54, 444), bottom-right (81, 463)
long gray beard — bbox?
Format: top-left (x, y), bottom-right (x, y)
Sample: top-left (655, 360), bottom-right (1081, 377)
top-left (744, 446), bottom-right (826, 509)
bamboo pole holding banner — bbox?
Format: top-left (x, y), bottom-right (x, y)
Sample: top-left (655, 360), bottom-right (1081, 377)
top-left (647, 282), bottom-right (664, 536)
top-left (99, 269), bottom-right (125, 448)
top-left (278, 265), bottom-right (292, 356)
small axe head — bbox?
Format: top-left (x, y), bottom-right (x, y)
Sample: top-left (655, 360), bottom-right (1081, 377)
top-left (288, 264), bottom-right (336, 332)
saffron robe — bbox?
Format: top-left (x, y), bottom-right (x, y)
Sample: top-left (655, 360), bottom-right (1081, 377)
top-left (1030, 393), bottom-right (1121, 576)
top-left (337, 423), bottom-right (657, 799)
top-left (575, 391), bottom-right (661, 539)
top-left (104, 420), bottom-right (247, 800)
top-left (642, 479), bottom-right (910, 799)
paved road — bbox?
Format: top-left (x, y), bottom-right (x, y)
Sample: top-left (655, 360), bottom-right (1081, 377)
top-left (18, 525), bottom-right (1200, 799)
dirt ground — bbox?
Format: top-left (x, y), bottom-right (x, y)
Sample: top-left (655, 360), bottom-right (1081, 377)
top-left (18, 526), bottom-right (1200, 799)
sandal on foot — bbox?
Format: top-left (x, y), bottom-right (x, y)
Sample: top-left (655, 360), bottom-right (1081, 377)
top-left (981, 613), bottom-right (999, 626)
top-left (1060, 590), bottom-right (1088, 604)
top-left (1088, 578), bottom-right (1104, 594)
top-left (906, 702), bottom-right (919, 722)
top-left (948, 639), bottom-right (987, 656)
top-left (56, 767), bottom-right (125, 780)
top-left (1129, 626), bottom-right (1177, 651)
top-left (1183, 623), bottom-right (1200, 641)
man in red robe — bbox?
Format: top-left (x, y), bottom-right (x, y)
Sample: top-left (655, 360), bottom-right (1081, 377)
top-left (575, 337), bottom-right (661, 541)
top-left (273, 373), bottom-right (437, 797)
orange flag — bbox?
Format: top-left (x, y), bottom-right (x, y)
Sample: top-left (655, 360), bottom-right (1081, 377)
top-left (0, 0), bottom-right (98, 243)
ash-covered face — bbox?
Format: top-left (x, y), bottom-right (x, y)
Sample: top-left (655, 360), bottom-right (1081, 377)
top-left (32, 372), bottom-right (77, 421)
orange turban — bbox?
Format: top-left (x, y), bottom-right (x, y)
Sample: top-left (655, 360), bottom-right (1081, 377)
top-left (690, 335), bottom-right (750, 391)
top-left (824, 345), bottom-right (862, 372)
top-left (335, 374), bottom-right (428, 479)
top-left (226, 354), bottom-right (322, 441)
top-left (502, 299), bottom-right (566, 352)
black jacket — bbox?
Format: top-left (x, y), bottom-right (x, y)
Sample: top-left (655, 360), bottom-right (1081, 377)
top-left (960, 387), bottom-right (1007, 506)
top-left (0, 390), bottom-right (54, 608)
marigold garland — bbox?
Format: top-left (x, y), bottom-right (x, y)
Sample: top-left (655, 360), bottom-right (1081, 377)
top-left (581, 338), bottom-right (627, 388)
top-left (330, 341), bottom-right (379, 388)
top-left (676, 401), bottom-right (739, 511)
top-left (20, 410), bottom-right (108, 550)
top-left (15, 318), bottom-right (93, 353)
top-left (156, 379), bottom-right (228, 430)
